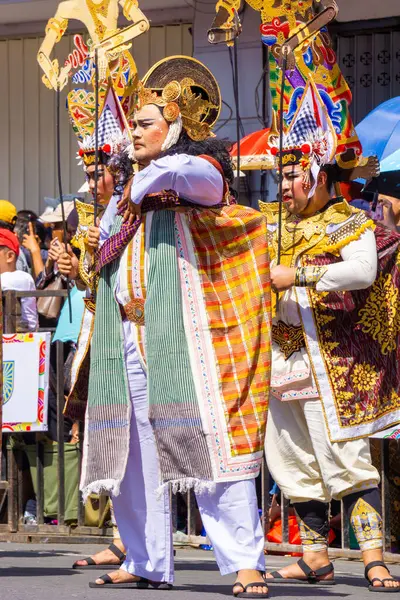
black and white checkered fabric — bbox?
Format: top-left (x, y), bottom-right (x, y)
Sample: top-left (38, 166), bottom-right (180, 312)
top-left (98, 106), bottom-right (121, 145)
top-left (284, 102), bottom-right (317, 148)
top-left (82, 105), bottom-right (122, 150)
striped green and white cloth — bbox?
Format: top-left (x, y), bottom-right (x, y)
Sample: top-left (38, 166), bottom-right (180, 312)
top-left (81, 212), bottom-right (213, 499)
top-left (80, 216), bottom-right (132, 499)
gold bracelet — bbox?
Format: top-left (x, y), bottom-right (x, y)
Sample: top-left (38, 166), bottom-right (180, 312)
top-left (295, 266), bottom-right (328, 289)
top-left (45, 17), bottom-right (68, 42)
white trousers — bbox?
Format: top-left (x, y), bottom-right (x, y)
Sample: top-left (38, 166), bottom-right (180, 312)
top-left (112, 321), bottom-right (265, 583)
top-left (265, 394), bottom-right (380, 504)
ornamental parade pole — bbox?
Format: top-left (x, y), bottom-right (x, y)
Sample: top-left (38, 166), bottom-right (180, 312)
top-left (94, 47), bottom-right (100, 224)
top-left (207, 9), bottom-right (243, 201)
top-left (56, 86), bottom-right (73, 323)
top-left (277, 51), bottom-right (288, 268)
top-left (233, 38), bottom-right (241, 201)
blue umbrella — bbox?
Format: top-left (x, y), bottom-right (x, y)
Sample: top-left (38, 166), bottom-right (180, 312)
top-left (356, 96), bottom-right (400, 161)
top-left (380, 148), bottom-right (400, 173)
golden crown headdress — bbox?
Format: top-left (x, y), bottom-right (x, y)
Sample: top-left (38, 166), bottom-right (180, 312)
top-left (137, 56), bottom-right (221, 142)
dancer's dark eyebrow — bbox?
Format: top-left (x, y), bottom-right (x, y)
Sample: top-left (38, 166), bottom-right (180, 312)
top-left (132, 118), bottom-right (155, 127)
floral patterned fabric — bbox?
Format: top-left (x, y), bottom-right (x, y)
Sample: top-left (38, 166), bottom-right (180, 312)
top-left (303, 225), bottom-right (400, 441)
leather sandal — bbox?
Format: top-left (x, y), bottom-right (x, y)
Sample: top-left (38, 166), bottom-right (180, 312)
top-left (72, 543), bottom-right (126, 570)
top-left (89, 574), bottom-right (172, 589)
top-left (365, 561), bottom-right (400, 593)
top-left (267, 558), bottom-right (335, 585)
top-left (233, 576), bottom-right (269, 598)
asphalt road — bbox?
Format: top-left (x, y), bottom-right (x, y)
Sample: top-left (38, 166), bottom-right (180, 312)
top-left (1, 543), bottom-right (400, 600)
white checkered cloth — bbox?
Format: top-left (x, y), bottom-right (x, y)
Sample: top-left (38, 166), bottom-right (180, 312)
top-left (281, 82), bottom-right (337, 197)
top-left (284, 104), bottom-right (318, 148)
top-left (80, 106), bottom-right (122, 151)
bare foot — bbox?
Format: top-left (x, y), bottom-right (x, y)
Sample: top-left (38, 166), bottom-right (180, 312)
top-left (233, 569), bottom-right (268, 596)
top-left (74, 540), bottom-right (125, 567)
top-left (367, 565), bottom-right (400, 589)
top-left (95, 569), bottom-right (141, 585)
top-left (264, 553), bottom-right (334, 581)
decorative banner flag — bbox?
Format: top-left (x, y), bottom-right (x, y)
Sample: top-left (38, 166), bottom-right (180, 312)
top-left (2, 333), bottom-right (50, 433)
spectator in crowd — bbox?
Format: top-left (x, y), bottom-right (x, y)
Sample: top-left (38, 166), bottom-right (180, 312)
top-left (39, 200), bottom-right (77, 243)
top-left (35, 201), bottom-right (78, 328)
top-left (0, 199), bottom-right (17, 231)
top-left (0, 199), bottom-right (30, 273)
top-left (15, 210), bottom-right (49, 278)
top-left (0, 228), bottom-right (38, 332)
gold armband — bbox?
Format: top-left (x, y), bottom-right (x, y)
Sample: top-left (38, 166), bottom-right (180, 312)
top-left (45, 17), bottom-right (68, 42)
top-left (295, 266), bottom-right (328, 289)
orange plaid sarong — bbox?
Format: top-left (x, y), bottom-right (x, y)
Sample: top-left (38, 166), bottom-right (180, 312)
top-left (189, 205), bottom-right (271, 458)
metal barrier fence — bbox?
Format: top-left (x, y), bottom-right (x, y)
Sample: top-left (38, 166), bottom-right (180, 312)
top-left (0, 289), bottom-right (399, 563)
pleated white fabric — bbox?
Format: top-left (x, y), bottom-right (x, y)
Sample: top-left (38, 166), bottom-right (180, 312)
top-left (112, 320), bottom-right (265, 583)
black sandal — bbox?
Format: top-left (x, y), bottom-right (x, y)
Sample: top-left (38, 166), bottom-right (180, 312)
top-left (365, 561), bottom-right (400, 593)
top-left (233, 577), bottom-right (269, 598)
top-left (72, 543), bottom-right (126, 570)
top-left (267, 558), bottom-right (335, 585)
top-left (89, 574), bottom-right (172, 589)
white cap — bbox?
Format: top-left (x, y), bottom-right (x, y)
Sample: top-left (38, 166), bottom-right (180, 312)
top-left (40, 201), bottom-right (75, 224)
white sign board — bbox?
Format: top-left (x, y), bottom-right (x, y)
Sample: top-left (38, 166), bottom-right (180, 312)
top-left (2, 333), bottom-right (51, 433)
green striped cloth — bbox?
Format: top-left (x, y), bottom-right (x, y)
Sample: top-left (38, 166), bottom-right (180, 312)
top-left (81, 215), bottom-right (132, 499)
top-left (146, 211), bottom-right (213, 490)
top-left (81, 211), bottom-right (213, 498)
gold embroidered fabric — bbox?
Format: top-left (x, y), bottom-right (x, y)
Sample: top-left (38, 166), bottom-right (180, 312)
top-left (272, 321), bottom-right (305, 360)
top-left (358, 273), bottom-right (400, 355)
top-left (73, 200), bottom-right (96, 289)
top-left (298, 519), bottom-right (328, 547)
top-left (350, 498), bottom-right (383, 551)
top-left (325, 210), bottom-right (375, 253)
top-left (259, 198), bottom-right (372, 268)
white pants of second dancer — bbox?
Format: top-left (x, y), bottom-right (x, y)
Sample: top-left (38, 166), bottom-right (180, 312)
top-left (112, 321), bottom-right (265, 584)
top-left (265, 394), bottom-right (380, 504)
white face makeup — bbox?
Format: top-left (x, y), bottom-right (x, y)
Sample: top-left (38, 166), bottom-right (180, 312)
top-left (131, 104), bottom-right (170, 167)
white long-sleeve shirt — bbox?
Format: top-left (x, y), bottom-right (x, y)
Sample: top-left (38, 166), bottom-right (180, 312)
top-left (100, 154), bottom-right (223, 243)
top-left (1, 270), bottom-right (38, 332)
top-left (272, 228), bottom-right (377, 401)
top-left (278, 229), bottom-right (377, 326)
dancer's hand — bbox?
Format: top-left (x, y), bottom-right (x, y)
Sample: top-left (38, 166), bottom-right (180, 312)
top-left (350, 155), bottom-right (380, 181)
top-left (88, 219), bottom-right (101, 251)
top-left (271, 265), bottom-right (296, 292)
top-left (58, 246), bottom-right (79, 279)
top-left (117, 177), bottom-right (141, 225)
top-left (379, 197), bottom-right (398, 232)
top-left (45, 238), bottom-right (63, 274)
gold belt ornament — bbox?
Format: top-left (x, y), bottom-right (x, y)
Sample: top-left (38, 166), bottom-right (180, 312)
top-left (123, 298), bottom-right (145, 325)
top-left (272, 321), bottom-right (306, 360)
